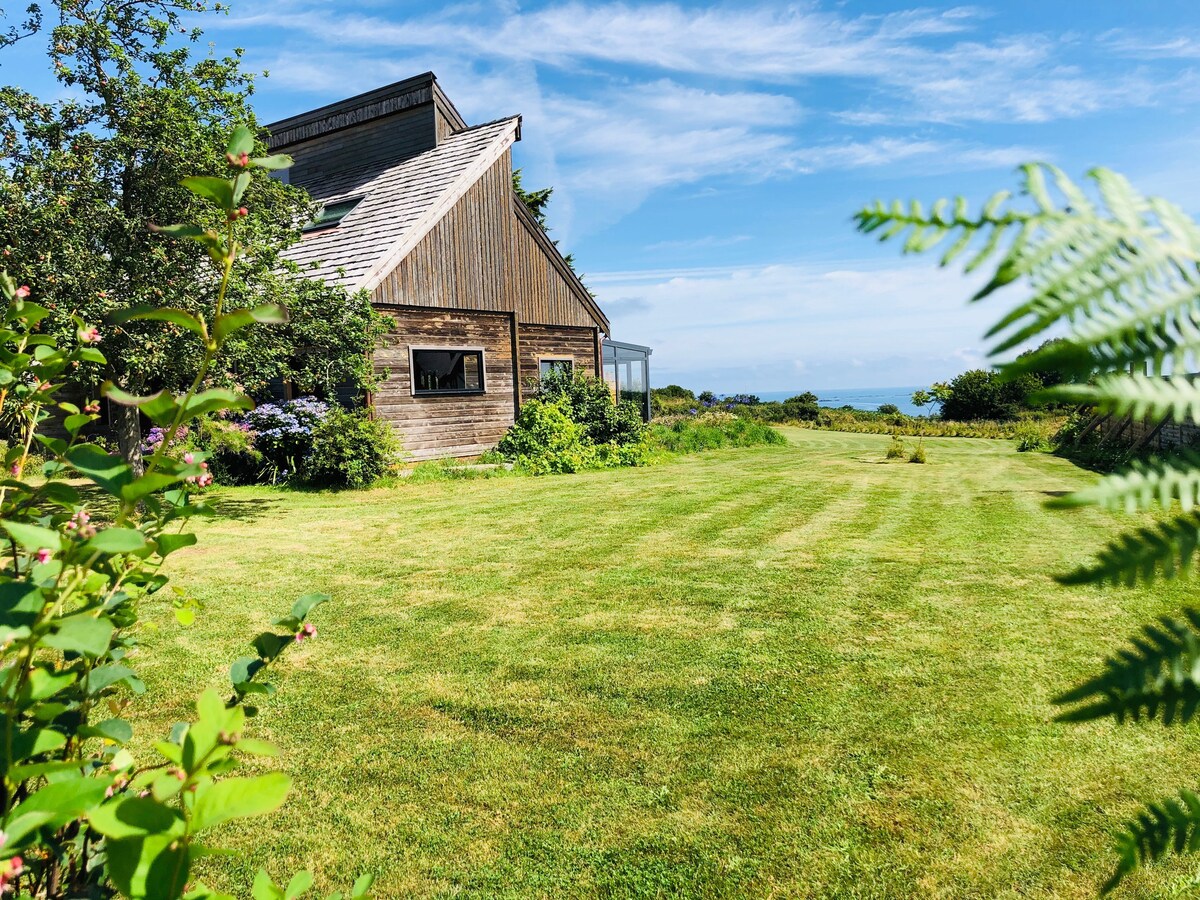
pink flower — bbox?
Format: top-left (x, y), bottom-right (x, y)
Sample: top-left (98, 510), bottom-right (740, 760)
top-left (0, 855), bottom-right (23, 894)
top-left (295, 622), bottom-right (317, 643)
top-left (13, 286), bottom-right (29, 299)
top-left (79, 325), bottom-right (101, 343)
top-left (35, 548), bottom-right (51, 565)
top-left (183, 452), bottom-right (195, 464)
top-left (8, 464), bottom-right (18, 477)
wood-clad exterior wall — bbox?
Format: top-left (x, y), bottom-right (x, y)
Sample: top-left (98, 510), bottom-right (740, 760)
top-left (373, 308), bottom-right (517, 460)
top-left (516, 324), bottom-right (601, 392)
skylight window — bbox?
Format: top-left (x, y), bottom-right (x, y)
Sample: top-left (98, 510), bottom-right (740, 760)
top-left (302, 196), bottom-right (364, 232)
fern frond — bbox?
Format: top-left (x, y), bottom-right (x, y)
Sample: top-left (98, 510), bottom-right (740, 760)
top-left (1051, 451), bottom-right (1200, 514)
top-left (1053, 610), bottom-right (1200, 724)
top-left (1046, 375), bottom-right (1200, 424)
top-left (1057, 513), bottom-right (1200, 586)
top-left (1102, 789), bottom-right (1200, 894)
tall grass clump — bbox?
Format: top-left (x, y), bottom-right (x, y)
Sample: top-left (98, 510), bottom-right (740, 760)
top-left (648, 411), bottom-right (786, 453)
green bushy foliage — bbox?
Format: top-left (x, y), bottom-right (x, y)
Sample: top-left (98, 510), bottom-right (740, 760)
top-left (885, 436), bottom-right (906, 459)
top-left (908, 440), bottom-right (927, 464)
top-left (0, 132), bottom-right (370, 898)
top-left (647, 411), bottom-right (786, 453)
top-left (534, 368), bottom-right (645, 446)
top-left (498, 398), bottom-right (597, 475)
top-left (192, 416), bottom-right (263, 485)
top-left (1012, 420), bottom-right (1052, 452)
top-left (300, 406), bottom-right (401, 488)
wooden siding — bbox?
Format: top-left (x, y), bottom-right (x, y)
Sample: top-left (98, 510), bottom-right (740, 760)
top-left (508, 200), bottom-right (605, 329)
top-left (282, 104), bottom-right (437, 194)
top-left (516, 324), bottom-right (600, 394)
top-left (373, 307), bottom-right (516, 460)
top-left (371, 151), bottom-right (514, 311)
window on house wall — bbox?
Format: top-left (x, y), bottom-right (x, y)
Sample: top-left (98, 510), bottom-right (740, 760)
top-left (539, 358), bottom-right (573, 378)
top-left (302, 196), bottom-right (364, 232)
top-left (411, 348), bottom-right (485, 395)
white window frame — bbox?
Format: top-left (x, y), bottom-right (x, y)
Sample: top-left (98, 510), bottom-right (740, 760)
top-left (409, 345), bottom-right (487, 396)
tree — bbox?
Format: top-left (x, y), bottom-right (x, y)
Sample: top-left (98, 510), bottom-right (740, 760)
top-left (0, 0), bottom-right (388, 472)
top-left (513, 168), bottom-right (582, 275)
top-left (858, 163), bottom-right (1200, 891)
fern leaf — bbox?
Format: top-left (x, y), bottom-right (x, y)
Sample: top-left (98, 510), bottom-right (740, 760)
top-left (1045, 375), bottom-right (1200, 424)
top-left (1057, 512), bottom-right (1200, 586)
top-left (1053, 610), bottom-right (1200, 724)
top-left (1103, 789), bottom-right (1200, 894)
top-left (1051, 451), bottom-right (1200, 514)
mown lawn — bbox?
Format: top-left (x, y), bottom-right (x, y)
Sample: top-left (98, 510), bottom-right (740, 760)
top-left (134, 428), bottom-right (1200, 898)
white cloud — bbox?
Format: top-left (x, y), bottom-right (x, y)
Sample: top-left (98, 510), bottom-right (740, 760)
top-left (588, 259), bottom-right (1002, 390)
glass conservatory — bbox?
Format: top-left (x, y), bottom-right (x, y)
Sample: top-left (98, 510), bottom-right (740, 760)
top-left (602, 339), bottom-right (653, 421)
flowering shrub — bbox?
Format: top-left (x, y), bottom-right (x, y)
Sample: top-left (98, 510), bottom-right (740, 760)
top-left (299, 406), bottom-right (401, 488)
top-left (498, 398), bottom-right (597, 475)
top-left (244, 397), bottom-right (329, 481)
top-left (140, 423), bottom-right (189, 457)
top-left (192, 416), bottom-right (263, 485)
top-left (0, 129), bottom-right (371, 898)
top-left (647, 411), bottom-right (786, 453)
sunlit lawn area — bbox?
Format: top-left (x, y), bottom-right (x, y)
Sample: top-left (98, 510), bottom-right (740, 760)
top-left (133, 428), bottom-right (1200, 898)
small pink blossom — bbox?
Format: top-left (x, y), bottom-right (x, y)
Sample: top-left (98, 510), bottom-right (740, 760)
top-left (13, 286), bottom-right (29, 299)
top-left (295, 622), bottom-right (317, 643)
top-left (183, 452), bottom-right (195, 464)
top-left (79, 325), bottom-right (101, 343)
top-left (8, 464), bottom-right (18, 477)
top-left (35, 548), bottom-right (51, 565)
top-left (0, 855), bottom-right (23, 894)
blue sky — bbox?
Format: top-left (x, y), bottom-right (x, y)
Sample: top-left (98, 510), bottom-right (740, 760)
top-left (9, 1), bottom-right (1200, 392)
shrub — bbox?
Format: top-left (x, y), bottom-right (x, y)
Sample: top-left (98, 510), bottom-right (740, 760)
top-left (498, 398), bottom-right (596, 474)
top-left (244, 396), bottom-right (329, 481)
top-left (1013, 420), bottom-right (1052, 452)
top-left (885, 435), bottom-right (906, 459)
top-left (908, 440), bottom-right (927, 464)
top-left (878, 403), bottom-right (900, 415)
top-left (193, 416), bottom-right (263, 485)
top-left (301, 406), bottom-right (402, 488)
top-left (534, 368), bottom-right (644, 446)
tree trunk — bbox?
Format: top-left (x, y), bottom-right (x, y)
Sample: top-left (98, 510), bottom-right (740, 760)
top-left (111, 400), bottom-right (144, 477)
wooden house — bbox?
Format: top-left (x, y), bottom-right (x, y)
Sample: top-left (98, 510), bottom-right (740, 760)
top-left (266, 72), bottom-right (649, 460)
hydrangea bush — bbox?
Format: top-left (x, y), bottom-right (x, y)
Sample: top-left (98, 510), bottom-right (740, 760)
top-left (0, 128), bottom-right (371, 898)
top-left (242, 398), bottom-right (329, 482)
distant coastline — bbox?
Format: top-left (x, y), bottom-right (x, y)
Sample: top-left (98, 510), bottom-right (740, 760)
top-left (750, 387), bottom-right (925, 417)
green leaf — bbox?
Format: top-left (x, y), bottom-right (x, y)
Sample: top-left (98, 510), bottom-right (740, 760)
top-left (284, 871), bottom-right (313, 900)
top-left (232, 171), bottom-right (251, 205)
top-left (82, 718), bottom-right (133, 744)
top-left (175, 606), bottom-right (195, 626)
top-left (121, 473), bottom-right (181, 503)
top-left (8, 776), bottom-right (111, 832)
top-left (0, 581), bottom-right (47, 628)
top-left (2, 520), bottom-right (61, 551)
top-left (66, 444), bottom-right (135, 495)
top-left (251, 153), bottom-right (293, 171)
top-left (107, 831), bottom-right (190, 900)
top-left (87, 664), bottom-right (138, 695)
top-left (89, 796), bottom-right (185, 839)
top-left (85, 527), bottom-right (148, 555)
top-left (230, 655), bottom-right (264, 686)
top-left (64, 413), bottom-right (93, 435)
top-left (226, 125), bottom-right (255, 158)
top-left (112, 306), bottom-right (207, 338)
top-left (157, 533), bottom-right (197, 556)
top-left (76, 346), bottom-right (106, 364)
top-left (149, 224), bottom-right (208, 239)
top-left (252, 870), bottom-right (285, 900)
top-left (1102, 789), bottom-right (1200, 894)
top-left (351, 873), bottom-right (375, 898)
top-left (179, 388), bottom-right (254, 421)
top-left (181, 176), bottom-right (235, 210)
top-left (101, 384), bottom-right (178, 426)
top-left (212, 304), bottom-right (290, 345)
top-left (233, 738), bottom-right (278, 758)
top-left (290, 592), bottom-right (329, 622)
top-left (5, 726), bottom-right (67, 766)
top-left (189, 772), bottom-right (291, 833)
top-left (42, 615), bottom-right (114, 657)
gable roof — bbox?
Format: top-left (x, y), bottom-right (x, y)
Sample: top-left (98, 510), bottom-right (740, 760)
top-left (283, 116), bottom-right (521, 292)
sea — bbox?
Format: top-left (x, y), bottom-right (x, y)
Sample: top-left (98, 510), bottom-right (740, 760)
top-left (752, 387), bottom-right (926, 417)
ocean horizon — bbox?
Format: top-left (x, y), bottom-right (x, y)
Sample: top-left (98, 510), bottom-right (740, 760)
top-left (747, 387), bottom-right (926, 417)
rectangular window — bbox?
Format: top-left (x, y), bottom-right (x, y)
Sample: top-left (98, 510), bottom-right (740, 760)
top-left (302, 196), bottom-right (364, 233)
top-left (411, 348), bottom-right (485, 395)
top-left (539, 358), bottom-right (573, 378)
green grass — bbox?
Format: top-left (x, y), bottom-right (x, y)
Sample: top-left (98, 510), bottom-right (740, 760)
top-left (136, 429), bottom-right (1200, 898)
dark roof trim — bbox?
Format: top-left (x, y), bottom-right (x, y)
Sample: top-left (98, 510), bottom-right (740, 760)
top-left (432, 80), bottom-right (468, 133)
top-left (511, 194), bottom-right (610, 334)
top-left (266, 71), bottom-right (438, 149)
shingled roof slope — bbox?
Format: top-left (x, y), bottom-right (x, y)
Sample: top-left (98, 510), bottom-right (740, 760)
top-left (285, 116), bottom-right (521, 292)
